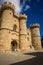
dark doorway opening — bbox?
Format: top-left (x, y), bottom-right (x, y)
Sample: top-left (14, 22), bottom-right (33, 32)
top-left (11, 40), bottom-right (17, 51)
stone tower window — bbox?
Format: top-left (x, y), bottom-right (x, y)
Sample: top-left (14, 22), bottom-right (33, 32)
top-left (13, 24), bottom-right (17, 31)
top-left (15, 20), bottom-right (16, 22)
top-left (10, 13), bottom-right (11, 14)
top-left (25, 36), bottom-right (26, 38)
top-left (20, 28), bottom-right (21, 31)
top-left (30, 45), bottom-right (32, 48)
top-left (28, 33), bottom-right (29, 35)
top-left (27, 37), bottom-right (29, 41)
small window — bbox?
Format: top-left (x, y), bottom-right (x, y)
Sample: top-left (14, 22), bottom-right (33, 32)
top-left (9, 31), bottom-right (10, 33)
top-left (20, 28), bottom-right (21, 31)
top-left (25, 37), bottom-right (26, 38)
top-left (14, 20), bottom-right (16, 22)
top-left (13, 24), bottom-right (17, 31)
top-left (30, 45), bottom-right (32, 48)
top-left (27, 37), bottom-right (29, 41)
top-left (10, 13), bottom-right (11, 14)
top-left (28, 33), bottom-right (29, 35)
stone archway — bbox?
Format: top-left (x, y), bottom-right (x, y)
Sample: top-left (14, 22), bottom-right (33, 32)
top-left (11, 40), bottom-right (17, 51)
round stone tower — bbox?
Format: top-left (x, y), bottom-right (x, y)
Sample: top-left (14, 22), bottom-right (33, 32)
top-left (19, 14), bottom-right (27, 51)
top-left (0, 2), bottom-right (15, 51)
top-left (30, 24), bottom-right (42, 50)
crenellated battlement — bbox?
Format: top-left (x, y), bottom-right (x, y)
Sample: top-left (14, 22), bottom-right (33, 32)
top-left (30, 23), bottom-right (40, 28)
top-left (0, 2), bottom-right (15, 13)
top-left (19, 14), bottom-right (27, 20)
top-left (13, 13), bottom-right (27, 20)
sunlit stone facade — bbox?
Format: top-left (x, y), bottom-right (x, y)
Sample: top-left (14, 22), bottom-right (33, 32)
top-left (0, 2), bottom-right (42, 52)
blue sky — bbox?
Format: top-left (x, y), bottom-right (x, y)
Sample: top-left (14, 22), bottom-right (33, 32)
top-left (20, 0), bottom-right (43, 37)
top-left (0, 0), bottom-right (43, 36)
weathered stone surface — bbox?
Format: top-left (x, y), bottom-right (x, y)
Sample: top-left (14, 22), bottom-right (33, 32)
top-left (0, 2), bottom-right (42, 52)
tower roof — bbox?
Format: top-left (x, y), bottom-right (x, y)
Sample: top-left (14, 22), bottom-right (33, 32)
top-left (0, 2), bottom-right (15, 13)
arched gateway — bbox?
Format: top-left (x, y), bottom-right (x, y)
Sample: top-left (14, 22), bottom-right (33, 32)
top-left (11, 40), bottom-right (18, 51)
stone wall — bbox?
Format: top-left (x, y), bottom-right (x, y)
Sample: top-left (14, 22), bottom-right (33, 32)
top-left (0, 2), bottom-right (42, 52)
top-left (30, 24), bottom-right (42, 50)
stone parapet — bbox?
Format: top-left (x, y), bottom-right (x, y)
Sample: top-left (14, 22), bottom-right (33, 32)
top-left (19, 14), bottom-right (27, 20)
top-left (30, 24), bottom-right (40, 28)
top-left (0, 2), bottom-right (15, 13)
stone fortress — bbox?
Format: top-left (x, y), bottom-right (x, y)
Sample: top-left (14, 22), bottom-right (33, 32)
top-left (0, 2), bottom-right (42, 52)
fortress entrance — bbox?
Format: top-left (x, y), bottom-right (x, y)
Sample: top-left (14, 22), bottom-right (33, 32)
top-left (11, 40), bottom-right (17, 51)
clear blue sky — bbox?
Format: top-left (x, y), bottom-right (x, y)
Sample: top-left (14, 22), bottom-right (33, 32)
top-left (20, 0), bottom-right (43, 37)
